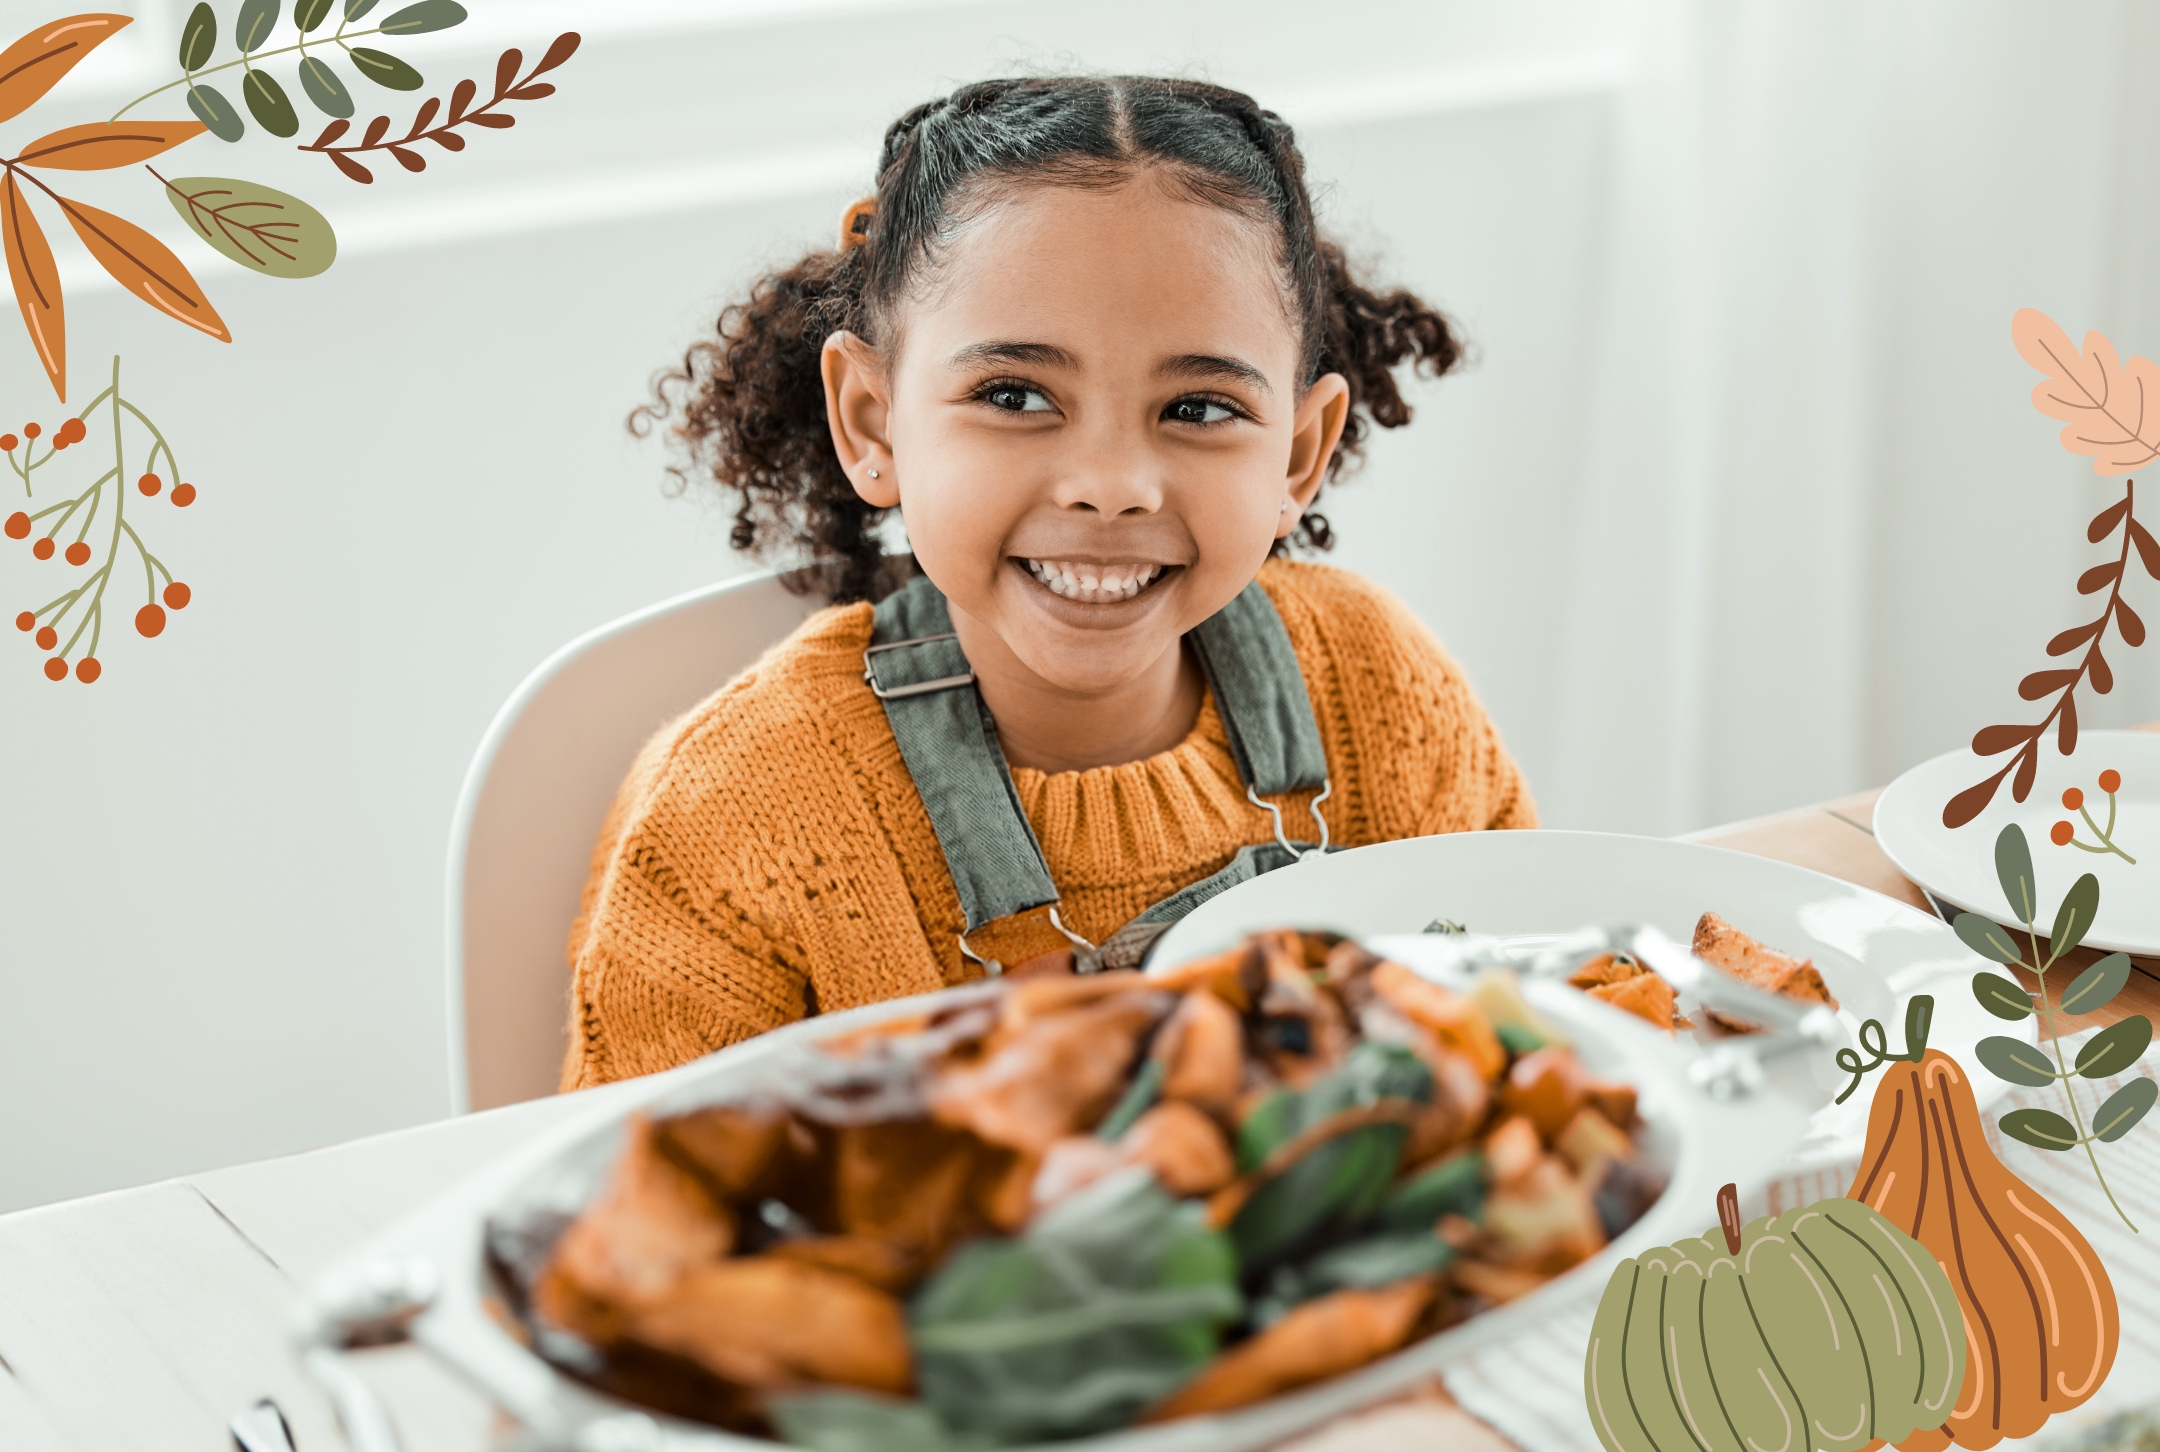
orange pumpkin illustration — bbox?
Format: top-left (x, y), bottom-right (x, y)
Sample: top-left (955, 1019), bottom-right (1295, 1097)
top-left (1849, 1049), bottom-right (2119, 1449)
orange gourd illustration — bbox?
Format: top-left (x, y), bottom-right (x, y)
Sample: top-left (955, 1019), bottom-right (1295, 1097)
top-left (1848, 1048), bottom-right (2118, 1449)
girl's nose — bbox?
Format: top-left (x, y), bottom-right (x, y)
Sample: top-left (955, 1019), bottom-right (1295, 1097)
top-left (1050, 434), bottom-right (1165, 517)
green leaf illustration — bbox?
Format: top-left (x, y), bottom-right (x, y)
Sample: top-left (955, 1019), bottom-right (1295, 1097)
top-left (2093, 1076), bottom-right (2158, 1143)
top-left (186, 83), bottom-right (244, 142)
top-left (343, 0), bottom-right (379, 19)
top-left (2061, 953), bottom-right (2133, 1016)
top-left (163, 175), bottom-right (336, 278)
top-left (349, 47), bottom-right (423, 90)
top-left (1955, 912), bottom-right (2022, 964)
top-left (179, 3), bottom-right (217, 69)
top-left (2048, 873), bottom-right (2101, 959)
top-left (297, 56), bottom-right (353, 118)
top-left (242, 69), bottom-right (299, 138)
top-left (235, 0), bottom-right (281, 53)
top-left (1996, 822), bottom-right (2037, 923)
top-left (2075, 1015), bottom-right (2153, 1079)
top-left (1976, 1034), bottom-right (2058, 1088)
top-left (295, 0), bottom-right (337, 30)
top-left (1999, 1107), bottom-right (2079, 1151)
top-left (1971, 971), bottom-right (2034, 1020)
top-left (379, 0), bottom-right (468, 34)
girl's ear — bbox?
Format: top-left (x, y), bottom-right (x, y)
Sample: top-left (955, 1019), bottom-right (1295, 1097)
top-left (821, 330), bottom-right (899, 508)
top-left (1278, 370), bottom-right (1351, 539)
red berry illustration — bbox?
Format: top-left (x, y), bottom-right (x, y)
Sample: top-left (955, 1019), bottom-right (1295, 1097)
top-left (74, 657), bottom-right (99, 683)
top-left (2062, 786), bottom-right (2084, 810)
top-left (2052, 820), bottom-right (2075, 845)
top-left (23, 422), bottom-right (40, 439)
top-left (34, 625), bottom-right (56, 649)
top-left (2099, 769), bottom-right (2122, 793)
top-left (42, 656), bottom-right (65, 681)
top-left (163, 581), bottom-right (190, 609)
top-left (138, 472), bottom-right (160, 496)
top-left (3, 510), bottom-right (26, 539)
top-left (14, 611), bottom-right (32, 632)
top-left (0, 433), bottom-right (16, 451)
top-left (135, 603), bottom-right (165, 637)
top-left (56, 417), bottom-right (85, 446)
top-left (31, 537), bottom-right (53, 560)
top-left (171, 482), bottom-right (196, 507)
top-left (63, 541), bottom-right (90, 566)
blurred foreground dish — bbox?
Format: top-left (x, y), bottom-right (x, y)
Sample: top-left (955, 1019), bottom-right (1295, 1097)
top-left (501, 930), bottom-right (1665, 1447)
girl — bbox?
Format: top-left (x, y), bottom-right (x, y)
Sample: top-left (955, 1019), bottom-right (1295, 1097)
top-left (563, 76), bottom-right (1535, 1089)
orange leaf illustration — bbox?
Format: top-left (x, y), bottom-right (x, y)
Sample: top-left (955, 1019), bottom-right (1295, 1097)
top-left (53, 194), bottom-right (228, 342)
top-left (13, 121), bottom-right (206, 171)
top-left (0, 171), bottom-right (63, 399)
top-left (2012, 307), bottom-right (2160, 474)
top-left (0, 14), bottom-right (129, 126)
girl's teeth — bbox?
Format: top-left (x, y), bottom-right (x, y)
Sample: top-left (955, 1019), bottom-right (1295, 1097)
top-left (1023, 559), bottom-right (1165, 603)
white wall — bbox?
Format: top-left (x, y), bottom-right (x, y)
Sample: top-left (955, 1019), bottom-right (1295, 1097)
top-left (2, 0), bottom-right (2155, 1210)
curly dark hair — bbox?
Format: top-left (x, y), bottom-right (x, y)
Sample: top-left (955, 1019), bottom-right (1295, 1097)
top-left (632, 75), bottom-right (1466, 604)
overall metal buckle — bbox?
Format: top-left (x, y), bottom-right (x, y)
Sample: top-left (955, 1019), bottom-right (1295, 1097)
top-left (1247, 779), bottom-right (1333, 861)
top-left (863, 632), bottom-right (977, 700)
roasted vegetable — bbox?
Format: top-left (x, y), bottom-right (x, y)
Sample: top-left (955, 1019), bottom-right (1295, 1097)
top-left (906, 1169), bottom-right (1242, 1441)
top-left (522, 928), bottom-right (1664, 1446)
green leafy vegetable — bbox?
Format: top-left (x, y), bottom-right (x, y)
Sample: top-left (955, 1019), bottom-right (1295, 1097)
top-left (767, 1392), bottom-right (994, 1452)
top-left (907, 1169), bottom-right (1242, 1442)
top-left (1377, 1149), bottom-right (1484, 1230)
top-left (1224, 1043), bottom-right (1431, 1276)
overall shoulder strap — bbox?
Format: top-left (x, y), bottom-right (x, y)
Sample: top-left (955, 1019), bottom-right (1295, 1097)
top-left (1186, 577), bottom-right (1328, 796)
top-left (865, 576), bottom-right (1058, 933)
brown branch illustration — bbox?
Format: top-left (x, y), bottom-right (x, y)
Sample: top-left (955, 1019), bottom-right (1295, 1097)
top-left (1946, 479), bottom-right (2159, 826)
top-left (298, 33), bottom-right (579, 184)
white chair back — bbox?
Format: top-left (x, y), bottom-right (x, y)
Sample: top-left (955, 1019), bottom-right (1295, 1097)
top-left (445, 568), bottom-right (823, 1112)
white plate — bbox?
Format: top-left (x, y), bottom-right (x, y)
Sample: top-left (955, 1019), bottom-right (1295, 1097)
top-left (1148, 829), bottom-right (2028, 1172)
top-left (1874, 729), bottom-right (2160, 956)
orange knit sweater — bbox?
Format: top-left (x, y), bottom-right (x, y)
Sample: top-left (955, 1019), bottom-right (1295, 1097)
top-left (561, 560), bottom-right (1536, 1090)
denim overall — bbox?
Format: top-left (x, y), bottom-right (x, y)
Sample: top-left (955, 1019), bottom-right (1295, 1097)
top-left (863, 572), bottom-right (1335, 972)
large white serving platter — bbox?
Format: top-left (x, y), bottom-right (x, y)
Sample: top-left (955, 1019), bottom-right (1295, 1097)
top-left (1874, 729), bottom-right (2160, 957)
top-left (1149, 829), bottom-right (2027, 1171)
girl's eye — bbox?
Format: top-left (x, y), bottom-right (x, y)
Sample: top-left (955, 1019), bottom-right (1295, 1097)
top-left (980, 383), bottom-right (1055, 414)
top-left (1165, 396), bottom-right (1240, 426)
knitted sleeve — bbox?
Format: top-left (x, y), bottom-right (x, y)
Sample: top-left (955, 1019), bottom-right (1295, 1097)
top-left (1262, 561), bottom-right (1538, 843)
top-left (559, 720), bottom-right (812, 1090)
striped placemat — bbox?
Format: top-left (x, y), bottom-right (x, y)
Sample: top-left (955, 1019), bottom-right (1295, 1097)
top-left (1441, 1031), bottom-right (2160, 1452)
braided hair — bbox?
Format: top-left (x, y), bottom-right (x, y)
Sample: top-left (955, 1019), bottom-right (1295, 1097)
top-left (633, 76), bottom-right (1465, 604)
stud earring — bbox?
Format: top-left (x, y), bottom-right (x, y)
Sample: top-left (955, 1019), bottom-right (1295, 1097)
top-left (1280, 501), bottom-right (1289, 513)
top-left (868, 468), bottom-right (880, 479)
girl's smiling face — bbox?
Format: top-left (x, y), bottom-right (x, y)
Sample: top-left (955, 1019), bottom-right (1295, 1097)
top-left (822, 172), bottom-right (1350, 705)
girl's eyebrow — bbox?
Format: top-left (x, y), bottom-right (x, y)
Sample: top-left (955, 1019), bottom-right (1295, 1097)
top-left (945, 340), bottom-right (1078, 370)
top-left (1155, 353), bottom-right (1272, 396)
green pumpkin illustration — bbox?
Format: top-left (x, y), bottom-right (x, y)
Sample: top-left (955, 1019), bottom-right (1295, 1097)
top-left (1584, 1183), bottom-right (1966, 1452)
